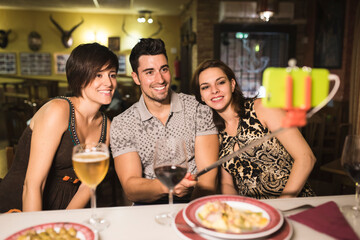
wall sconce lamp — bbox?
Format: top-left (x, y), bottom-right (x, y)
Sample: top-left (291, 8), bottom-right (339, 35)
top-left (257, 0), bottom-right (278, 22)
top-left (137, 10), bottom-right (154, 24)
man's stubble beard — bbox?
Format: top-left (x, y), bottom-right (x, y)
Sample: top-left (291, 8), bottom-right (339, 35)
top-left (142, 86), bottom-right (171, 104)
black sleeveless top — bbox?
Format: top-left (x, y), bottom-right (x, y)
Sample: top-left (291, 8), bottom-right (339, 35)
top-left (0, 96), bottom-right (108, 212)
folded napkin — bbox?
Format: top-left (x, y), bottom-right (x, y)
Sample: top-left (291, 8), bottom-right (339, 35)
top-left (288, 201), bottom-right (359, 240)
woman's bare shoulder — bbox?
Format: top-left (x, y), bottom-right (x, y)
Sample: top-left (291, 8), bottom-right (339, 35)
top-left (253, 98), bottom-right (286, 129)
top-left (30, 98), bottom-right (70, 130)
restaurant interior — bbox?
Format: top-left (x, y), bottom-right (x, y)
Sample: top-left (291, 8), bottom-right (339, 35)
top-left (0, 0), bottom-right (359, 207)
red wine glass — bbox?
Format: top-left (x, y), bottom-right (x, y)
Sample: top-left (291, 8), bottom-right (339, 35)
top-left (340, 135), bottom-right (360, 217)
top-left (153, 137), bottom-right (188, 225)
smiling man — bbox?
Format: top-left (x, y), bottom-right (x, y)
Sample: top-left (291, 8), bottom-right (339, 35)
top-left (110, 38), bottom-right (219, 204)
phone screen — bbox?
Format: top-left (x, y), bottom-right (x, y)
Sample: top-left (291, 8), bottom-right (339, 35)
top-left (262, 67), bottom-right (329, 108)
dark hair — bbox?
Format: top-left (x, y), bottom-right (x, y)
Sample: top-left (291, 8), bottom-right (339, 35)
top-left (66, 42), bottom-right (119, 97)
top-left (129, 38), bottom-right (168, 74)
top-left (191, 59), bottom-right (252, 131)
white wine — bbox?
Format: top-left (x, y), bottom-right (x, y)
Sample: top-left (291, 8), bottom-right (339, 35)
top-left (72, 152), bottom-right (109, 188)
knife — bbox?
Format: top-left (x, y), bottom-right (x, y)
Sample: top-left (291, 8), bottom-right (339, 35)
top-left (187, 127), bottom-right (286, 180)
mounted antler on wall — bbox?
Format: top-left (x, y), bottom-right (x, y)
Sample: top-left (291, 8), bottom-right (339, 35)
top-left (0, 29), bottom-right (12, 49)
top-left (50, 15), bottom-right (84, 48)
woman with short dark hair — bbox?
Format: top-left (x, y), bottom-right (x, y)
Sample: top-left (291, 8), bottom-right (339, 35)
top-left (0, 42), bottom-right (118, 212)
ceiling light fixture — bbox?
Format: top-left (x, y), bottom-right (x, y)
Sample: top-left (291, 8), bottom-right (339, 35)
top-left (137, 15), bottom-right (146, 23)
top-left (257, 0), bottom-right (278, 22)
top-left (137, 10), bottom-right (154, 24)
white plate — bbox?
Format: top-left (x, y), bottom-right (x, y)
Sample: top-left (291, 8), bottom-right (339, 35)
top-left (173, 209), bottom-right (293, 240)
top-left (5, 222), bottom-right (97, 240)
top-left (183, 195), bottom-right (284, 240)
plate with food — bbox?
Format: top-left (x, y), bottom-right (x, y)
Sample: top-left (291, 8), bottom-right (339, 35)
top-left (183, 195), bottom-right (284, 239)
top-left (174, 209), bottom-right (292, 240)
top-left (5, 222), bottom-right (97, 240)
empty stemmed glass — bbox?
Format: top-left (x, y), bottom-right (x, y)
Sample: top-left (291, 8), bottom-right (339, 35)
top-left (72, 142), bottom-right (110, 231)
top-left (340, 135), bottom-right (360, 217)
top-left (153, 137), bottom-right (188, 225)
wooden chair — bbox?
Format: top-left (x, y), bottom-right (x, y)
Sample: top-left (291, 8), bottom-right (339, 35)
top-left (320, 158), bottom-right (353, 194)
top-left (0, 147), bottom-right (14, 182)
top-left (6, 146), bottom-right (14, 170)
top-left (320, 102), bottom-right (350, 161)
top-left (3, 102), bottom-right (34, 147)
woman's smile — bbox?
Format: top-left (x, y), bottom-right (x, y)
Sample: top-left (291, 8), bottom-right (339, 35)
top-left (211, 95), bottom-right (224, 102)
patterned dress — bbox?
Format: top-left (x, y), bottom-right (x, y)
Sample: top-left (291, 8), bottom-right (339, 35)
top-left (220, 100), bottom-right (315, 199)
top-left (0, 97), bottom-right (108, 212)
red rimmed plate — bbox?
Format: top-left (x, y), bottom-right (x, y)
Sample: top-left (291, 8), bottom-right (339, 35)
top-left (182, 195), bottom-right (284, 239)
top-left (5, 222), bottom-right (97, 240)
top-left (173, 209), bottom-right (292, 240)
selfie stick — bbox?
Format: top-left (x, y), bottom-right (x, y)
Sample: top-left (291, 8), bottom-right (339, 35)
top-left (191, 127), bottom-right (286, 180)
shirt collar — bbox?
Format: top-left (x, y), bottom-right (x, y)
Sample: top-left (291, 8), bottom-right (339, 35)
top-left (136, 91), bottom-right (183, 122)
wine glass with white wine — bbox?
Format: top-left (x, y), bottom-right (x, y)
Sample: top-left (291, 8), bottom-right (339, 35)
top-left (340, 135), bottom-right (360, 217)
top-left (153, 137), bottom-right (188, 225)
top-left (72, 142), bottom-right (110, 231)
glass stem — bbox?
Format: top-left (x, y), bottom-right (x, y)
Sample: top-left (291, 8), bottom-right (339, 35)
top-left (169, 189), bottom-right (174, 216)
top-left (90, 187), bottom-right (97, 219)
top-left (355, 182), bottom-right (360, 211)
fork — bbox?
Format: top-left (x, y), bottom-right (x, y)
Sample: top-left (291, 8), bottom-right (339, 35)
top-left (279, 204), bottom-right (314, 212)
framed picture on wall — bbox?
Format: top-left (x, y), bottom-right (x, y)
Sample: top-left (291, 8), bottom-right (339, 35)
top-left (20, 52), bottom-right (51, 75)
top-left (0, 52), bottom-right (17, 74)
top-left (54, 53), bottom-right (70, 74)
top-left (314, 0), bottom-right (345, 68)
top-left (118, 55), bottom-right (126, 75)
top-left (108, 37), bottom-right (120, 51)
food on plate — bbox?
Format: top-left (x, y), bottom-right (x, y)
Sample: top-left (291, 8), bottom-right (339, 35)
top-left (16, 226), bottom-right (79, 240)
top-left (197, 200), bottom-right (268, 233)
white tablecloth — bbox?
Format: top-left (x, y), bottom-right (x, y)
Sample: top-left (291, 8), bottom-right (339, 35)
top-left (0, 194), bottom-right (358, 240)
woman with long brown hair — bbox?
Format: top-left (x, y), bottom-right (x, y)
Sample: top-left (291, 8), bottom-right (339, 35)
top-left (192, 59), bottom-right (315, 199)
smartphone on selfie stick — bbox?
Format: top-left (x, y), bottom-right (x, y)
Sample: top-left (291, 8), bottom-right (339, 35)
top-left (261, 60), bottom-right (339, 128)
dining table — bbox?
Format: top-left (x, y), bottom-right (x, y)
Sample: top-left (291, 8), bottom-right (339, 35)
top-left (0, 194), bottom-right (359, 240)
